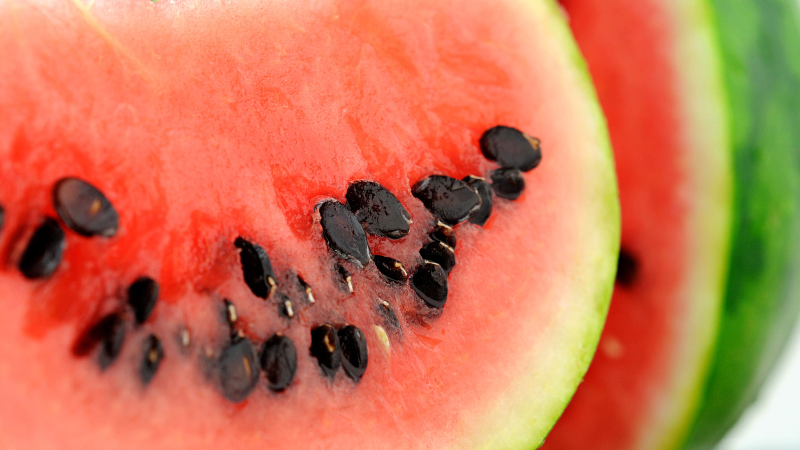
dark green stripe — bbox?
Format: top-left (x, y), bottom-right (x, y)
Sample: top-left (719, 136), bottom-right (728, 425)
top-left (685, 1), bottom-right (800, 448)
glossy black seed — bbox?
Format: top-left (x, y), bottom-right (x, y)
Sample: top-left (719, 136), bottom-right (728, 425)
top-left (140, 334), bottom-right (164, 386)
top-left (334, 262), bottom-right (354, 294)
top-left (217, 336), bottom-right (260, 403)
top-left (73, 313), bottom-right (124, 364)
top-left (0, 204), bottom-right (5, 231)
top-left (419, 241), bottom-right (456, 274)
top-left (479, 125), bottom-right (542, 172)
top-left (53, 177), bottom-right (119, 237)
top-left (462, 175), bottom-right (493, 226)
top-left (235, 237), bottom-right (277, 299)
top-left (260, 333), bottom-right (297, 392)
top-left (72, 313), bottom-right (127, 369)
top-left (338, 325), bottom-right (368, 382)
top-left (319, 200), bottom-right (371, 268)
top-left (412, 175), bottom-right (481, 225)
top-left (410, 262), bottom-right (448, 309)
top-left (372, 255), bottom-right (408, 283)
top-left (18, 218), bottom-right (66, 279)
top-left (429, 221), bottom-right (457, 249)
top-left (617, 248), bottom-right (638, 287)
top-left (310, 324), bottom-right (341, 379)
top-left (490, 168), bottom-right (525, 200)
top-left (128, 277), bottom-right (159, 324)
top-left (377, 300), bottom-right (403, 336)
top-left (346, 181), bottom-right (412, 239)
top-left (297, 276), bottom-right (315, 304)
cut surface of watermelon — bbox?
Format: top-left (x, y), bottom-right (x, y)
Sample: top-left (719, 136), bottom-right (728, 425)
top-left (545, 0), bottom-right (800, 449)
top-left (0, 0), bottom-right (618, 449)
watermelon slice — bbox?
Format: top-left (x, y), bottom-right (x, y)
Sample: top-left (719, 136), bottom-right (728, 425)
top-left (0, 0), bottom-right (619, 448)
top-left (544, 1), bottom-right (800, 449)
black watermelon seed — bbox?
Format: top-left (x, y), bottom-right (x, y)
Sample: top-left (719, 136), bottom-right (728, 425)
top-left (338, 325), bottom-right (368, 382)
top-left (617, 248), bottom-right (638, 287)
top-left (260, 333), bottom-right (297, 392)
top-left (412, 175), bottom-right (481, 225)
top-left (297, 276), bottom-right (315, 305)
top-left (0, 204), bottom-right (5, 231)
top-left (479, 126), bottom-right (542, 172)
top-left (429, 221), bottom-right (457, 249)
top-left (72, 313), bottom-right (127, 370)
top-left (128, 277), bottom-right (159, 324)
top-left (462, 175), bottom-right (493, 226)
top-left (234, 237), bottom-right (277, 299)
top-left (18, 218), bottom-right (66, 279)
top-left (53, 177), bottom-right (119, 237)
top-left (310, 324), bottom-right (341, 379)
top-left (410, 262), bottom-right (448, 309)
top-left (140, 334), bottom-right (164, 386)
top-left (217, 336), bottom-right (260, 403)
top-left (346, 181), bottom-right (412, 239)
top-left (319, 200), bottom-right (371, 268)
top-left (490, 168), bottom-right (526, 200)
top-left (334, 262), bottom-right (354, 294)
top-left (377, 300), bottom-right (403, 336)
top-left (372, 255), bottom-right (409, 283)
top-left (419, 241), bottom-right (456, 274)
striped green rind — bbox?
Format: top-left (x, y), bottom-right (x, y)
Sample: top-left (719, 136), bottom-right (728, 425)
top-left (684, 1), bottom-right (800, 448)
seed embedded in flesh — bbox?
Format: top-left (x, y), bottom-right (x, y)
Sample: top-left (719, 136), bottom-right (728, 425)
top-left (617, 248), bottom-right (638, 287)
top-left (0, 204), bottom-right (5, 231)
top-left (479, 125), bottom-right (542, 172)
top-left (377, 300), bottom-right (403, 336)
top-left (345, 181), bottom-right (412, 239)
top-left (18, 218), bottom-right (66, 279)
top-left (260, 333), bottom-right (297, 392)
top-left (319, 199), bottom-right (371, 268)
top-left (217, 336), bottom-right (260, 403)
top-left (490, 168), bottom-right (526, 200)
top-left (335, 263), bottom-right (354, 294)
top-left (338, 325), bottom-right (368, 382)
top-left (297, 275), bottom-right (315, 304)
top-left (73, 312), bottom-right (127, 370)
top-left (140, 334), bottom-right (164, 386)
top-left (419, 241), bottom-right (456, 274)
top-left (410, 262), bottom-right (448, 309)
top-left (462, 175), bottom-right (493, 226)
top-left (234, 237), bottom-right (277, 299)
top-left (223, 299), bottom-right (238, 326)
top-left (128, 277), bottom-right (159, 324)
top-left (53, 177), bottom-right (119, 237)
top-left (310, 324), bottom-right (341, 379)
top-left (277, 293), bottom-right (295, 319)
top-left (412, 175), bottom-right (481, 225)
top-left (372, 255), bottom-right (409, 283)
top-left (429, 221), bottom-right (457, 249)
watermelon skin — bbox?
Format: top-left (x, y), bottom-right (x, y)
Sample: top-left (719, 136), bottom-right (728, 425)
top-left (545, 0), bottom-right (800, 449)
top-left (684, 1), bottom-right (800, 448)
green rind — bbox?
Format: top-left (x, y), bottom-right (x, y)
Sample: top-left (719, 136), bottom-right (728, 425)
top-left (684, 1), bottom-right (800, 448)
top-left (463, 1), bottom-right (619, 449)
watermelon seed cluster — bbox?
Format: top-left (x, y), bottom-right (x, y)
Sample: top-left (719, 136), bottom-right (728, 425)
top-left (3, 124), bottom-right (541, 404)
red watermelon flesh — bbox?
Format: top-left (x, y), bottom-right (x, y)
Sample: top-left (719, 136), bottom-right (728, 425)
top-left (0, 1), bottom-right (619, 449)
top-left (545, 1), bottom-right (731, 449)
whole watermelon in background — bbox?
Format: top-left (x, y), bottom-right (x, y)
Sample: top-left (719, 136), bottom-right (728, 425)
top-left (545, 0), bottom-right (800, 449)
top-left (0, 0), bottom-right (620, 449)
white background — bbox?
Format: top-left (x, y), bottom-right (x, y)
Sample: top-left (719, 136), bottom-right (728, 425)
top-left (718, 322), bottom-right (800, 449)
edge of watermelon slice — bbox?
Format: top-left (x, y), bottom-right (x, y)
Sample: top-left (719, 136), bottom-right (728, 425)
top-left (684, 1), bottom-right (800, 447)
top-left (458, 2), bottom-right (621, 447)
